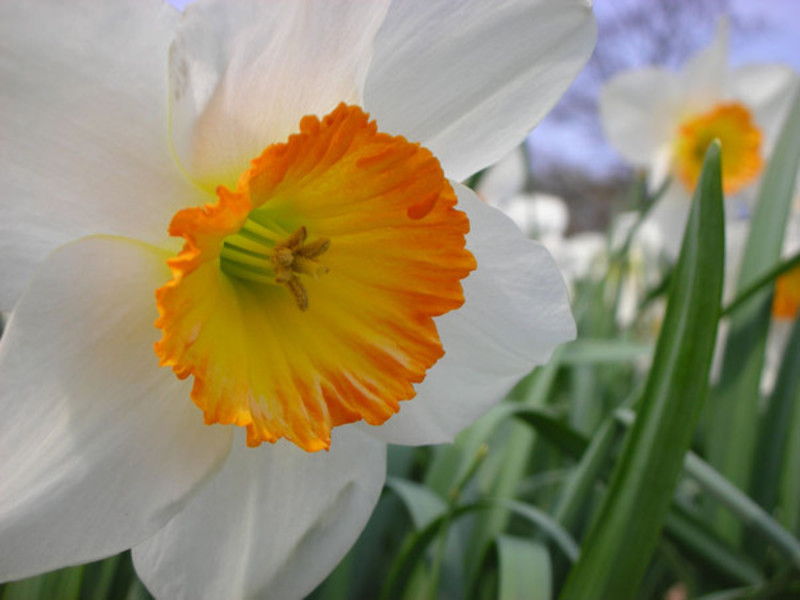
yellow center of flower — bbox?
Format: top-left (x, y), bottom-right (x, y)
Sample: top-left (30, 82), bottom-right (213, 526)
top-left (154, 104), bottom-right (476, 451)
top-left (673, 102), bottom-right (763, 195)
top-left (772, 265), bottom-right (800, 320)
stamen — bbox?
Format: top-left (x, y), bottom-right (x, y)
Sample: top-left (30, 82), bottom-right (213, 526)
top-left (154, 103), bottom-right (475, 451)
top-left (220, 219), bottom-right (330, 310)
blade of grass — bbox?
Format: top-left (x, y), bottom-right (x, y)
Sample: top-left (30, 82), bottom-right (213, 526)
top-left (751, 316), bottom-right (800, 513)
top-left (682, 451), bottom-right (800, 569)
top-left (559, 142), bottom-right (725, 600)
top-left (707, 93), bottom-right (800, 543)
top-left (778, 351), bottom-right (800, 534)
top-left (664, 507), bottom-right (763, 586)
top-left (511, 407), bottom-right (588, 458)
top-left (558, 339), bottom-right (653, 365)
top-left (614, 407), bottom-right (800, 569)
top-left (721, 251), bottom-right (800, 317)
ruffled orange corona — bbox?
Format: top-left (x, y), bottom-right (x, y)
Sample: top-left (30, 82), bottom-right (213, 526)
top-left (772, 265), bottom-right (800, 320)
top-left (673, 102), bottom-right (763, 195)
top-left (155, 104), bottom-right (476, 451)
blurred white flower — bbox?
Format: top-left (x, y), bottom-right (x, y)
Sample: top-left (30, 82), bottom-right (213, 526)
top-left (600, 19), bottom-right (799, 259)
top-left (0, 1), bottom-right (596, 597)
top-left (477, 147), bottom-right (602, 288)
top-left (608, 213), bottom-right (666, 329)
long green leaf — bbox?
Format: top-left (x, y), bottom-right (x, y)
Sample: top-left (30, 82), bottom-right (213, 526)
top-left (778, 338), bottom-right (800, 534)
top-left (495, 536), bottom-right (551, 600)
top-left (752, 317), bottom-right (800, 513)
top-left (385, 478), bottom-right (447, 529)
top-left (511, 407), bottom-right (589, 458)
top-left (558, 339), bottom-right (652, 365)
top-left (559, 142), bottom-right (725, 599)
top-left (707, 93), bottom-right (800, 543)
top-left (664, 507), bottom-right (763, 586)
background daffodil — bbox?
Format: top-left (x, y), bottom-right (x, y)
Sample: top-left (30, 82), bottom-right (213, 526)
top-left (0, 1), bottom-right (596, 599)
top-left (599, 19), bottom-right (799, 258)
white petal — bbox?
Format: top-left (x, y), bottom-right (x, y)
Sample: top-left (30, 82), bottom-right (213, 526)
top-left (364, 0), bottom-right (597, 181)
top-left (729, 63), bottom-right (800, 149)
top-left (133, 428), bottom-right (385, 600)
top-left (0, 0), bottom-right (201, 310)
top-left (476, 146), bottom-right (529, 207)
top-left (0, 236), bottom-right (233, 581)
top-left (366, 184), bottom-right (576, 445)
top-left (681, 18), bottom-right (729, 113)
top-left (598, 68), bottom-right (683, 167)
top-left (168, 0), bottom-right (390, 190)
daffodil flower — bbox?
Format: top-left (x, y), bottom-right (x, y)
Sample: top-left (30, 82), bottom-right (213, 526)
top-left (599, 19), bottom-right (799, 258)
top-left (0, 1), bottom-right (596, 597)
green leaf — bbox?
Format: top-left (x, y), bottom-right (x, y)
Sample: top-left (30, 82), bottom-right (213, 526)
top-left (721, 251), bottom-right (800, 317)
top-left (495, 536), bottom-right (551, 600)
top-left (707, 93), bottom-right (800, 542)
top-left (464, 356), bottom-right (562, 584)
top-left (559, 142), bottom-right (725, 599)
top-left (664, 506), bottom-right (763, 586)
top-left (558, 339), bottom-right (653, 365)
top-left (385, 478), bottom-right (447, 529)
top-left (511, 407), bottom-right (589, 459)
top-left (778, 343), bottom-right (800, 535)
top-left (681, 451), bottom-right (800, 569)
top-left (1, 566), bottom-right (83, 600)
top-left (79, 555), bottom-right (122, 600)
top-left (551, 413), bottom-right (624, 533)
top-left (379, 502), bottom-right (488, 600)
top-left (752, 316), bottom-right (800, 513)
top-left (502, 500), bottom-right (581, 562)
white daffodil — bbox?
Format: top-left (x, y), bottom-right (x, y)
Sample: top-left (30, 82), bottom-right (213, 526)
top-left (600, 19), bottom-right (799, 259)
top-left (0, 1), bottom-right (596, 598)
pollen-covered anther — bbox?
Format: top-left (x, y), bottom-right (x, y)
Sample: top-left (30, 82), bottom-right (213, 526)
top-left (269, 226), bottom-right (331, 311)
top-left (220, 221), bottom-right (331, 311)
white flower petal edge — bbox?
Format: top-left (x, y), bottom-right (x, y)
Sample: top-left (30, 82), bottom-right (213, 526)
top-left (0, 0), bottom-right (201, 310)
top-left (0, 236), bottom-right (233, 581)
top-left (365, 0), bottom-right (597, 182)
top-left (168, 0), bottom-right (391, 191)
top-left (132, 427), bottom-right (386, 600)
top-left (728, 64), bottom-right (800, 149)
top-left (681, 18), bottom-right (729, 113)
top-left (598, 68), bottom-right (683, 167)
top-left (365, 184), bottom-right (576, 446)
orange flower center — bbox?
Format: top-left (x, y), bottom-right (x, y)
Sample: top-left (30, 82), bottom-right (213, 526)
top-left (773, 264), bottom-right (800, 320)
top-left (154, 104), bottom-right (476, 451)
top-left (673, 102), bottom-right (763, 195)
